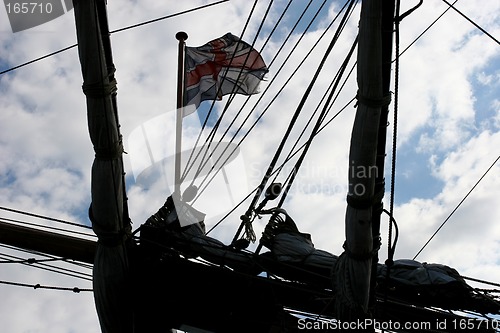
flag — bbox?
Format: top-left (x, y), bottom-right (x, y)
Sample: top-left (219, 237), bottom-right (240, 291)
top-left (183, 33), bottom-right (268, 115)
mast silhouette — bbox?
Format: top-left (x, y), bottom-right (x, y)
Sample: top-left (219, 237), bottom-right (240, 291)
top-left (334, 0), bottom-right (394, 324)
top-left (0, 1), bottom-right (498, 333)
top-left (72, 0), bottom-right (133, 332)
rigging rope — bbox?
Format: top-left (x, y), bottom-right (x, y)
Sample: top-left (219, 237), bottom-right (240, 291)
top-left (413, 155), bottom-right (500, 260)
top-left (191, 0), bottom-right (351, 208)
top-left (260, 0), bottom-right (342, 187)
top-left (267, 60), bottom-right (357, 192)
top-left (397, 0), bottom-right (459, 60)
top-left (461, 276), bottom-right (500, 289)
top-left (440, 0), bottom-right (500, 46)
top-left (0, 256), bottom-right (66, 264)
top-left (0, 206), bottom-right (92, 230)
top-left (0, 279), bottom-right (92, 293)
top-left (387, 0), bottom-right (402, 267)
top-left (182, 0), bottom-right (325, 187)
top-left (180, 0), bottom-right (267, 184)
top-left (205, 97), bottom-right (356, 236)
top-left (0, 216), bottom-right (96, 238)
top-left (0, 251), bottom-right (92, 281)
top-left (0, 1), bottom-right (230, 76)
top-left (276, 5), bottom-right (358, 207)
top-left (227, 1), bottom-right (356, 242)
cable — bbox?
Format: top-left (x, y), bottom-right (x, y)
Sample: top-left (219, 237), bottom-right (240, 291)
top-left (441, 0), bottom-right (500, 46)
top-left (109, 0), bottom-right (229, 34)
top-left (387, 0), bottom-right (401, 265)
top-left (277, 31), bottom-right (358, 207)
top-left (0, 1), bottom-right (230, 76)
top-left (0, 251), bottom-right (92, 281)
top-left (461, 275), bottom-right (500, 289)
top-left (0, 44), bottom-right (78, 76)
top-left (278, 1), bottom-right (358, 207)
top-left (181, 0), bottom-right (316, 185)
top-left (181, 0), bottom-right (265, 184)
top-left (192, 0), bottom-right (352, 207)
top-left (205, 96), bottom-right (355, 236)
top-left (0, 244), bottom-right (93, 273)
top-left (0, 216), bottom-right (96, 238)
top-left (396, 0), bottom-right (459, 60)
top-left (0, 257), bottom-right (64, 264)
top-left (413, 155), bottom-right (500, 260)
top-left (0, 279), bottom-right (92, 293)
top-left (0, 206), bottom-right (92, 230)
top-left (266, 0), bottom-right (317, 69)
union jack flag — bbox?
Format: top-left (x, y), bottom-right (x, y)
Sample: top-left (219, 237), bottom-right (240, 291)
top-left (183, 33), bottom-right (268, 116)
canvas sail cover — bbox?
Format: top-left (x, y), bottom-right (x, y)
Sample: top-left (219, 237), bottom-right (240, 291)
top-left (143, 195), bottom-right (255, 272)
top-left (141, 202), bottom-right (499, 315)
top-left (333, 0), bottom-right (384, 320)
top-left (73, 1), bottom-right (133, 332)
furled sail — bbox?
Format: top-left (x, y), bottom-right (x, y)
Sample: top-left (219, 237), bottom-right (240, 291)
top-left (333, 0), bottom-right (384, 321)
top-left (73, 1), bottom-right (132, 332)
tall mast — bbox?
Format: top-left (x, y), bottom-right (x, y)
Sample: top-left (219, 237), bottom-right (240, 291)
top-left (73, 0), bottom-right (132, 332)
top-left (334, 0), bottom-right (392, 323)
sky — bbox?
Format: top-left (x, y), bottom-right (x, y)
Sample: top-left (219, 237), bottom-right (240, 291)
top-left (0, 0), bottom-right (499, 332)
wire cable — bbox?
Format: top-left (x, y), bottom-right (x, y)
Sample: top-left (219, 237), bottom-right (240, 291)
top-left (0, 243), bottom-right (93, 271)
top-left (0, 216), bottom-right (96, 238)
top-left (181, 0), bottom-right (316, 184)
top-left (109, 0), bottom-right (229, 34)
top-left (0, 1), bottom-right (230, 76)
top-left (0, 206), bottom-right (92, 230)
top-left (205, 96), bottom-right (356, 236)
top-left (0, 279), bottom-right (92, 293)
top-left (192, 0), bottom-right (351, 206)
top-left (0, 251), bottom-right (92, 281)
top-left (276, 3), bottom-right (358, 207)
top-left (441, 0), bottom-right (500, 46)
top-left (413, 155), bottom-right (500, 260)
top-left (396, 0), bottom-right (459, 60)
top-left (181, 0), bottom-right (266, 184)
top-left (461, 275), bottom-right (500, 289)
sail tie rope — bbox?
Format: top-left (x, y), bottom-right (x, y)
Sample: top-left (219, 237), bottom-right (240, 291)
top-left (82, 78), bottom-right (117, 98)
top-left (88, 205), bottom-right (132, 247)
top-left (346, 187), bottom-right (384, 210)
top-left (93, 138), bottom-right (124, 161)
top-left (355, 91), bottom-right (391, 109)
top-left (342, 241), bottom-right (380, 261)
top-left (82, 78), bottom-right (124, 160)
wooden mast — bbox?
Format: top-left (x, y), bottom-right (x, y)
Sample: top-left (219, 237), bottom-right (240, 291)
top-left (72, 0), bottom-right (133, 332)
top-left (334, 0), bottom-right (389, 324)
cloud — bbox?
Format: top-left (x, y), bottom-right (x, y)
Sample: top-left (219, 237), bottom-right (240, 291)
top-left (0, 1), bottom-right (499, 331)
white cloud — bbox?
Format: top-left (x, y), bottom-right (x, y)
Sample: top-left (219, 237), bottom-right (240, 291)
top-left (0, 0), bottom-right (499, 331)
